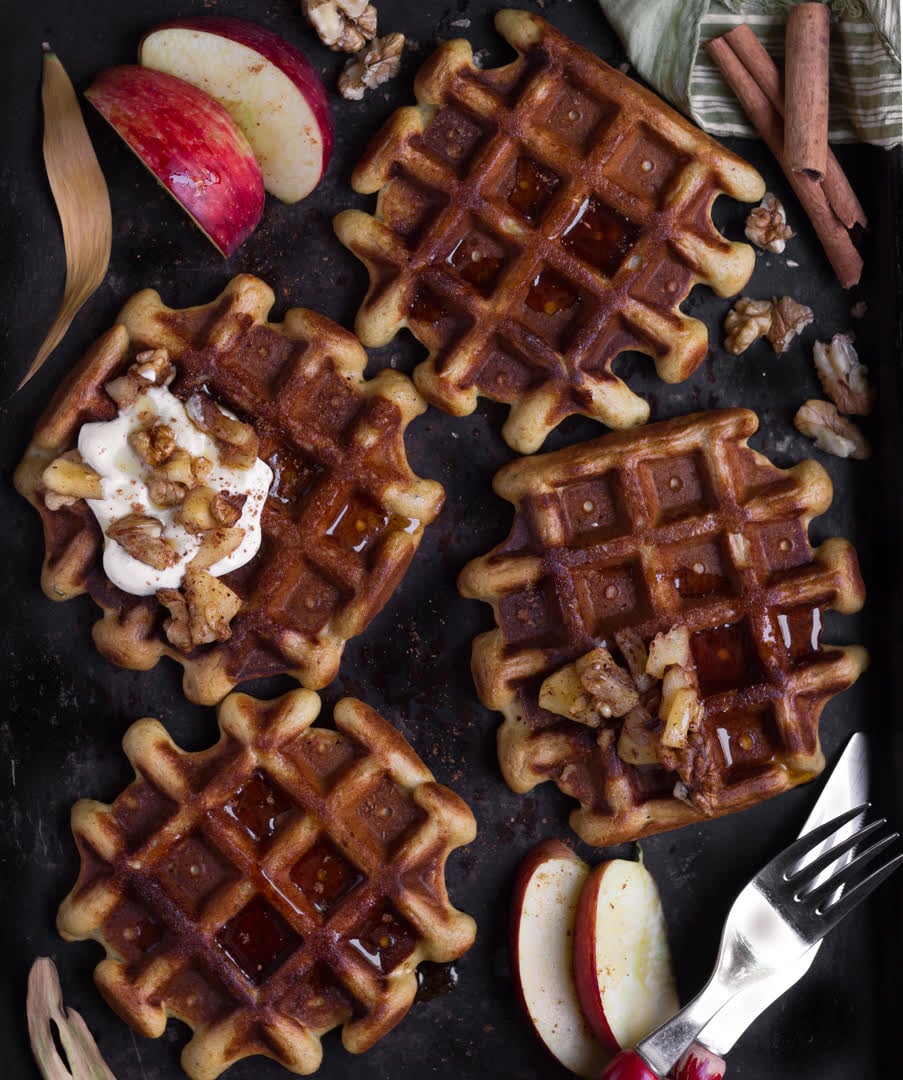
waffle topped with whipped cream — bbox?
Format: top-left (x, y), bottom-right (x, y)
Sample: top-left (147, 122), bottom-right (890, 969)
top-left (335, 9), bottom-right (764, 453)
top-left (57, 689), bottom-right (476, 1080)
top-left (458, 409), bottom-right (868, 845)
top-left (14, 275), bottom-right (443, 705)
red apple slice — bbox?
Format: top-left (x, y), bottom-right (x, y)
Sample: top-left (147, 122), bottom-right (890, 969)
top-left (574, 859), bottom-right (680, 1055)
top-left (511, 839), bottom-right (609, 1078)
top-left (139, 17), bottom-right (333, 204)
top-left (86, 66), bottom-right (264, 257)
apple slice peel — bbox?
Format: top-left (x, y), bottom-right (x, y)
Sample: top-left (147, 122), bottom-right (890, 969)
top-left (139, 17), bottom-right (333, 204)
top-left (85, 65), bottom-right (264, 257)
top-left (511, 840), bottom-right (609, 1079)
top-left (574, 859), bottom-right (680, 1055)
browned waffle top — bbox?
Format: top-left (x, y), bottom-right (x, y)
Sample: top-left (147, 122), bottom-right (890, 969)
top-left (15, 275), bottom-right (444, 705)
top-left (458, 409), bottom-right (867, 845)
top-left (57, 689), bottom-right (477, 1080)
top-left (335, 9), bottom-right (764, 453)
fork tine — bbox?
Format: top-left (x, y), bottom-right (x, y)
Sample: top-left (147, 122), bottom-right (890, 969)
top-left (800, 831), bottom-right (900, 906)
top-left (812, 850), bottom-right (903, 927)
top-left (786, 818), bottom-right (887, 886)
top-left (769, 804), bottom-right (869, 876)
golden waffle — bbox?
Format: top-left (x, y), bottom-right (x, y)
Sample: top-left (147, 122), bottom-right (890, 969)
top-left (334, 9), bottom-right (764, 454)
top-left (57, 689), bottom-right (477, 1080)
top-left (458, 409), bottom-right (867, 845)
top-left (15, 275), bottom-right (443, 705)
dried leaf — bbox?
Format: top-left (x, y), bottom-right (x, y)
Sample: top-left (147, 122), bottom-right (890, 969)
top-left (20, 47), bottom-right (111, 391)
top-left (27, 956), bottom-right (117, 1080)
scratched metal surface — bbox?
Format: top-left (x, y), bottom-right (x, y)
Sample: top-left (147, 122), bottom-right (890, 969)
top-left (1, 1), bottom-right (900, 1078)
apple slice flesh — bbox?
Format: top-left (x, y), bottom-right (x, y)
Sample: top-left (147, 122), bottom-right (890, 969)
top-left (139, 17), bottom-right (332, 204)
top-left (574, 859), bottom-right (679, 1055)
top-left (86, 65), bottom-right (264, 257)
top-left (511, 839), bottom-right (609, 1079)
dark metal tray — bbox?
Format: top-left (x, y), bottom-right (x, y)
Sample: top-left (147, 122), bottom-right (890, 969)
top-left (2, 1), bottom-right (900, 1078)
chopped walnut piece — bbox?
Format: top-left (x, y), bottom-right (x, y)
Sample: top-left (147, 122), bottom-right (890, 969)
top-left (190, 527), bottom-right (245, 571)
top-left (767, 297), bottom-right (813, 354)
top-left (146, 475), bottom-right (188, 508)
top-left (104, 349), bottom-right (175, 408)
top-left (129, 422), bottom-right (176, 467)
top-left (106, 514), bottom-right (179, 570)
top-left (794, 400), bottom-right (872, 460)
top-left (158, 588), bottom-right (192, 652)
top-left (158, 447), bottom-right (194, 487)
top-left (724, 296), bottom-right (812, 356)
top-left (812, 333), bottom-right (874, 416)
top-left (42, 451), bottom-right (102, 502)
top-left (575, 647), bottom-right (640, 718)
top-left (724, 298), bottom-right (773, 355)
top-left (744, 193), bottom-right (794, 253)
top-left (613, 627), bottom-right (654, 693)
top-left (185, 393), bottom-right (258, 469)
top-left (339, 32), bottom-right (405, 101)
top-left (302, 0), bottom-right (377, 52)
top-left (183, 567), bottom-right (242, 646)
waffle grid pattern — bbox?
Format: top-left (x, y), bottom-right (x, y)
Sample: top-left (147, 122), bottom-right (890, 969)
top-left (459, 409), bottom-right (867, 844)
top-left (336, 9), bottom-right (764, 452)
top-left (57, 690), bottom-right (477, 1080)
top-left (15, 275), bottom-right (444, 704)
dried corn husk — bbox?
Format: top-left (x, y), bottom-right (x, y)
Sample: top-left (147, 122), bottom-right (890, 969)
top-left (27, 957), bottom-right (116, 1080)
top-left (19, 46), bottom-right (111, 390)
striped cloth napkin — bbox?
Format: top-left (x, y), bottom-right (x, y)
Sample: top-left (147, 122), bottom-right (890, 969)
top-left (597, 0), bottom-right (901, 147)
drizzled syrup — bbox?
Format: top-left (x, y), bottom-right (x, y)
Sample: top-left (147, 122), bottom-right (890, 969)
top-left (561, 197), bottom-right (642, 278)
top-left (290, 837), bottom-right (363, 915)
top-left (216, 895), bottom-right (299, 985)
top-left (507, 157), bottom-right (560, 223)
top-left (526, 270), bottom-right (579, 316)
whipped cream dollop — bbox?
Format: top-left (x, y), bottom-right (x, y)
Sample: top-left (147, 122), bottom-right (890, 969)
top-left (78, 384), bottom-right (272, 596)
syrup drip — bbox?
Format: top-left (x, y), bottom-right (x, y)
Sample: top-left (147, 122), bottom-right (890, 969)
top-left (347, 906), bottom-right (417, 974)
top-left (224, 771), bottom-right (293, 843)
top-left (325, 501), bottom-right (391, 554)
top-left (415, 961), bottom-right (460, 1002)
top-left (691, 623), bottom-right (764, 696)
top-left (562, 197), bottom-right (642, 278)
top-left (526, 270), bottom-right (579, 316)
top-left (216, 896), bottom-right (298, 985)
top-left (290, 838), bottom-right (363, 914)
top-left (776, 605), bottom-right (823, 661)
top-left (507, 156), bottom-right (560, 222)
top-left (447, 236), bottom-right (503, 294)
top-left (674, 565), bottom-right (728, 600)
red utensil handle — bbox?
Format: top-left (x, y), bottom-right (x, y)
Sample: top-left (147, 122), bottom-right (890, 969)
top-left (599, 1050), bottom-right (661, 1080)
top-left (672, 1044), bottom-right (728, 1080)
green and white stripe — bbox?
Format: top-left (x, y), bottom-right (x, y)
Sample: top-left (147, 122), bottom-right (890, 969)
top-left (599, 0), bottom-right (901, 147)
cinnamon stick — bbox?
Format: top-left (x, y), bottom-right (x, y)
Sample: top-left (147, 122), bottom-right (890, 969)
top-left (785, 2), bottom-right (831, 180)
top-left (706, 34), bottom-right (862, 288)
top-left (721, 23), bottom-right (866, 229)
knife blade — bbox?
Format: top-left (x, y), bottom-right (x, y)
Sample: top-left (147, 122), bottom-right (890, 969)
top-left (685, 732), bottom-right (869, 1063)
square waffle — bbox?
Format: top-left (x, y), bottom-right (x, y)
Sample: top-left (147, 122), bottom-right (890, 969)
top-left (458, 409), bottom-right (867, 845)
top-left (57, 689), bottom-right (477, 1080)
top-left (334, 9), bottom-right (765, 454)
top-left (15, 275), bottom-right (444, 705)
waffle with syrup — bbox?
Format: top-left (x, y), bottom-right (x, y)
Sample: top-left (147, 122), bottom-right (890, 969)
top-left (458, 409), bottom-right (868, 845)
top-left (57, 689), bottom-right (477, 1080)
top-left (14, 275), bottom-right (443, 705)
top-left (334, 9), bottom-right (765, 454)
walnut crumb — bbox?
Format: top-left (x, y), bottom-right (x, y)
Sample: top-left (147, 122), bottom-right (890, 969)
top-left (812, 333), bottom-right (874, 416)
top-left (301, 0), bottom-right (377, 52)
top-left (794, 400), bottom-right (871, 460)
top-left (339, 32), bottom-right (404, 100)
top-left (745, 193), bottom-right (794, 253)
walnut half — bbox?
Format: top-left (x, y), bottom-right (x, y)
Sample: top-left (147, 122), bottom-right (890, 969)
top-left (302, 0), bottom-right (377, 52)
top-left (339, 32), bottom-right (404, 100)
top-left (724, 296), bottom-right (813, 356)
top-left (812, 333), bottom-right (874, 416)
top-left (745, 193), bottom-right (794, 253)
top-left (794, 400), bottom-right (871, 460)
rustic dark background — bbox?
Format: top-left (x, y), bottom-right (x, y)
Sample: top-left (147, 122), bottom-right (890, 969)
top-left (1, 1), bottom-right (900, 1078)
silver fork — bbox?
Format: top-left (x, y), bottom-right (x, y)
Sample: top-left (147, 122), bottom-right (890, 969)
top-left (599, 804), bottom-right (903, 1080)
